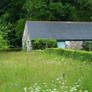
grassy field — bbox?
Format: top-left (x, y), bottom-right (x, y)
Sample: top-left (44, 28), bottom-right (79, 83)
top-left (0, 50), bottom-right (92, 92)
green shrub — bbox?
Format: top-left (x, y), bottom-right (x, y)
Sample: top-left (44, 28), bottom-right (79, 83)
top-left (45, 48), bottom-right (92, 62)
top-left (0, 31), bottom-right (9, 50)
top-left (6, 48), bottom-right (22, 51)
top-left (82, 41), bottom-right (92, 51)
top-left (31, 39), bottom-right (57, 50)
top-left (0, 48), bottom-right (22, 52)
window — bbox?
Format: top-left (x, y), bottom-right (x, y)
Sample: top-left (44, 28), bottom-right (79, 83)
top-left (57, 41), bottom-right (65, 48)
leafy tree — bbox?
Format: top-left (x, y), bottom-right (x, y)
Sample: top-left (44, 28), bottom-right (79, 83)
top-left (24, 0), bottom-right (48, 20)
top-left (0, 30), bottom-right (9, 50)
top-left (0, 0), bottom-right (11, 16)
top-left (0, 0), bottom-right (26, 47)
top-left (15, 19), bottom-right (26, 47)
top-left (49, 3), bottom-right (77, 21)
top-left (0, 23), bottom-right (15, 48)
top-left (0, 0), bottom-right (92, 48)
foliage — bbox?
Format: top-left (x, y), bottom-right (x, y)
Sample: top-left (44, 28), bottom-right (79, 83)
top-left (0, 23), bottom-right (16, 48)
top-left (0, 0), bottom-right (92, 48)
top-left (15, 19), bottom-right (26, 47)
top-left (0, 31), bottom-right (9, 50)
top-left (45, 48), bottom-right (92, 62)
top-left (31, 39), bottom-right (57, 50)
top-left (0, 0), bottom-right (26, 48)
top-left (82, 41), bottom-right (92, 51)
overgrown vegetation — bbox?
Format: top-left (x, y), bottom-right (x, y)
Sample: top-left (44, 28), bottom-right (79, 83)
top-left (0, 0), bottom-right (92, 48)
top-left (0, 51), bottom-right (92, 92)
top-left (32, 39), bottom-right (57, 50)
top-left (0, 30), bottom-right (8, 50)
top-left (82, 41), bottom-right (92, 51)
top-left (45, 48), bottom-right (92, 62)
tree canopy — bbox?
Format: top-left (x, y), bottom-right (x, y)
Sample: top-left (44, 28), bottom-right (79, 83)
top-left (0, 0), bottom-right (92, 48)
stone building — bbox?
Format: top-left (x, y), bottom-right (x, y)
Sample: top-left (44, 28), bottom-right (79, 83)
top-left (65, 41), bottom-right (83, 50)
top-left (22, 21), bottom-right (92, 51)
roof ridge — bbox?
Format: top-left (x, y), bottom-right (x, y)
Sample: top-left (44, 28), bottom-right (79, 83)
top-left (26, 21), bottom-right (92, 23)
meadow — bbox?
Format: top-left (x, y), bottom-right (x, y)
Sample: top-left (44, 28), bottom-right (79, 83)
top-left (0, 50), bottom-right (92, 92)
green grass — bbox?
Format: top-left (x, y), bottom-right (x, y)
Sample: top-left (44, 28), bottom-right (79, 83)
top-left (0, 50), bottom-right (92, 92)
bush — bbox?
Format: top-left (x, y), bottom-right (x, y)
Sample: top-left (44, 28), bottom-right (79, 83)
top-left (0, 48), bottom-right (22, 52)
top-left (6, 48), bottom-right (22, 52)
top-left (0, 31), bottom-right (9, 50)
top-left (31, 39), bottom-right (57, 50)
top-left (82, 41), bottom-right (92, 51)
top-left (45, 48), bottom-right (92, 62)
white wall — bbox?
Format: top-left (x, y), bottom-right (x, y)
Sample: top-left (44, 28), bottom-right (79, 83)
top-left (22, 24), bottom-right (31, 52)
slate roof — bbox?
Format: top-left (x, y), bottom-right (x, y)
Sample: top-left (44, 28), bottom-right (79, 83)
top-left (26, 21), bottom-right (92, 41)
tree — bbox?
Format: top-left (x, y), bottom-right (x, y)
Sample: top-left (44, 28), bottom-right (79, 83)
top-left (0, 0), bottom-right (92, 48)
top-left (49, 3), bottom-right (77, 21)
top-left (15, 19), bottom-right (26, 47)
top-left (0, 30), bottom-right (9, 50)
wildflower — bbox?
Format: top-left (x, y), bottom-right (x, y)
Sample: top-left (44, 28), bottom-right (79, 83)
top-left (84, 90), bottom-right (88, 92)
top-left (62, 82), bottom-right (64, 85)
top-left (34, 83), bottom-right (38, 86)
top-left (54, 88), bottom-right (56, 91)
top-left (76, 85), bottom-right (80, 87)
top-left (83, 61), bottom-right (86, 64)
top-left (24, 87), bottom-right (27, 92)
top-left (56, 78), bottom-right (59, 81)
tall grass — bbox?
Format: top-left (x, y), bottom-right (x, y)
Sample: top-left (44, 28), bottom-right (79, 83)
top-left (0, 50), bottom-right (91, 92)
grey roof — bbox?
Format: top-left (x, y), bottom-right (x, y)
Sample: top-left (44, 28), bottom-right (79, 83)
top-left (26, 21), bottom-right (92, 41)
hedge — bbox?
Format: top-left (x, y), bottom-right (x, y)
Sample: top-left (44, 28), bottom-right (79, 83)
top-left (0, 48), bottom-right (22, 52)
top-left (31, 39), bottom-right (57, 50)
top-left (45, 48), bottom-right (92, 62)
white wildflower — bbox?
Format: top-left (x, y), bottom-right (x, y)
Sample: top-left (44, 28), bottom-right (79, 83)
top-left (34, 83), bottom-right (38, 86)
top-left (54, 88), bottom-right (56, 91)
top-left (76, 85), bottom-right (80, 87)
top-left (24, 87), bottom-right (27, 92)
top-left (62, 82), bottom-right (64, 85)
top-left (84, 90), bottom-right (88, 92)
top-left (56, 78), bottom-right (59, 81)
